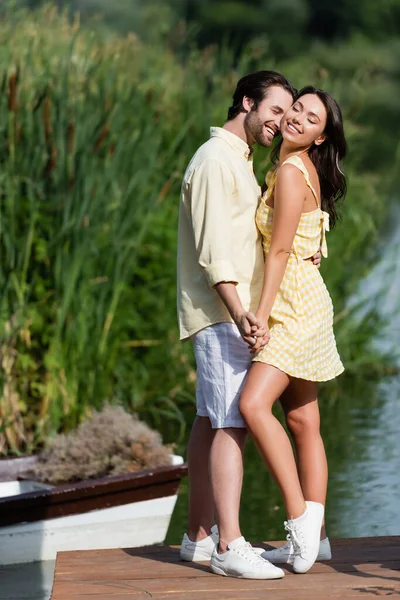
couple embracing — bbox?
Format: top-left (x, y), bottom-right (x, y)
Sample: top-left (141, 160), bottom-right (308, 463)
top-left (177, 70), bottom-right (346, 579)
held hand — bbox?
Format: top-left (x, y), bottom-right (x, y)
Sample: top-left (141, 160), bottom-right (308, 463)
top-left (235, 311), bottom-right (265, 347)
top-left (250, 322), bottom-right (270, 354)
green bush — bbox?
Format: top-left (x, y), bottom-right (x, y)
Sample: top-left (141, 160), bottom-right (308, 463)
top-left (0, 5), bottom-right (398, 455)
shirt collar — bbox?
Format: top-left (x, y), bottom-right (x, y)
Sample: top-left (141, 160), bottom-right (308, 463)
top-left (210, 126), bottom-right (252, 160)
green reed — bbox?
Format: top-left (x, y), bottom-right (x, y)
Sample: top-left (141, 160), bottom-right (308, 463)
top-left (0, 5), bottom-right (398, 454)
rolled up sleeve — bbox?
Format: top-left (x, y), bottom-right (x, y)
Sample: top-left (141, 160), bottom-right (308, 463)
top-left (189, 159), bottom-right (238, 288)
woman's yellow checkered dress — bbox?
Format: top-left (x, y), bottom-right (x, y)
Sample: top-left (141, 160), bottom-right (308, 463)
top-left (253, 155), bottom-right (344, 381)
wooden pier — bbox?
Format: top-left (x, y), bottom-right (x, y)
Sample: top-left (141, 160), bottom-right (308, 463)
top-left (51, 536), bottom-right (400, 599)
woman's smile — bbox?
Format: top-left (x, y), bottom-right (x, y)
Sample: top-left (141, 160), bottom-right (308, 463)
top-left (286, 121), bottom-right (301, 134)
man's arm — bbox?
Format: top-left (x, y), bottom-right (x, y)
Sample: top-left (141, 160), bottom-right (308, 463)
top-left (310, 248), bottom-right (322, 268)
top-left (189, 159), bottom-right (266, 347)
top-left (190, 159), bottom-right (237, 287)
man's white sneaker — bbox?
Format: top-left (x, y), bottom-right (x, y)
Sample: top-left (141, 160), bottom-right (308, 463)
top-left (180, 525), bottom-right (265, 562)
top-left (210, 536), bottom-right (285, 580)
top-left (285, 501), bottom-right (325, 574)
top-left (180, 525), bottom-right (219, 561)
top-left (261, 536), bottom-right (332, 564)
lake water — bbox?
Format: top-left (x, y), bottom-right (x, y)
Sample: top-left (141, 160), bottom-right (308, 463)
top-left (0, 560), bottom-right (55, 600)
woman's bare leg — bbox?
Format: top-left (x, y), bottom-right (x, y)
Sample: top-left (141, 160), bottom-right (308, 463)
top-left (281, 379), bottom-right (328, 538)
top-left (239, 363), bottom-right (306, 518)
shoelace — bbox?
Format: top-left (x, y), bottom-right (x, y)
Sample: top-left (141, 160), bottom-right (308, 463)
top-left (275, 534), bottom-right (293, 554)
top-left (284, 520), bottom-right (306, 557)
top-left (235, 542), bottom-right (268, 565)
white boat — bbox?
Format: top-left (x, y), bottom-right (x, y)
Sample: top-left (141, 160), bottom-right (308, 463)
top-left (0, 455), bottom-right (186, 565)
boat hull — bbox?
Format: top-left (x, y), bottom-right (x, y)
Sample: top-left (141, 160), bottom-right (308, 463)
top-left (0, 494), bottom-right (179, 564)
top-left (0, 455), bottom-right (187, 564)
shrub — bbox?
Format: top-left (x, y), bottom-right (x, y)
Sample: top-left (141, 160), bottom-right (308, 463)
top-left (32, 405), bottom-right (173, 484)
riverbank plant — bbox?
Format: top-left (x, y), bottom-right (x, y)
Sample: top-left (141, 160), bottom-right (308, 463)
top-left (0, 5), bottom-right (398, 455)
top-left (31, 404), bottom-right (173, 484)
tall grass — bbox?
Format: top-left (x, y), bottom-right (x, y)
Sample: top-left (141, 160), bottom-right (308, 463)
top-left (0, 6), bottom-right (190, 451)
top-left (0, 5), bottom-right (398, 454)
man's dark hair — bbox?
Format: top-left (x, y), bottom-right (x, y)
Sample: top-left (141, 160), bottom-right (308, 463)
top-left (227, 71), bottom-right (296, 121)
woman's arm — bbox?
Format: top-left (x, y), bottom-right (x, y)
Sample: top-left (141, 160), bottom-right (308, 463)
top-left (256, 164), bottom-right (305, 333)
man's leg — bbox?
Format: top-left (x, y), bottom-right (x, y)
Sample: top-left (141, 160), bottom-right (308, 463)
top-left (187, 323), bottom-right (251, 544)
top-left (187, 416), bottom-right (216, 541)
top-left (185, 324), bottom-right (284, 579)
top-left (210, 427), bottom-right (247, 551)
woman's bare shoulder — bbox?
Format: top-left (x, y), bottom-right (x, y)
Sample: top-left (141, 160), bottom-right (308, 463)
top-left (276, 162), bottom-right (306, 186)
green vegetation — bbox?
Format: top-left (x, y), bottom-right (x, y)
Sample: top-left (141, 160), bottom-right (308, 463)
top-left (21, 0), bottom-right (400, 56)
top-left (0, 3), bottom-right (398, 455)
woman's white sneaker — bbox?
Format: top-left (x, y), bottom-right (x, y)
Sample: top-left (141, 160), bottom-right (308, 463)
top-left (210, 536), bottom-right (285, 580)
top-left (180, 525), bottom-right (219, 561)
top-left (285, 501), bottom-right (325, 574)
top-left (261, 536), bottom-right (332, 564)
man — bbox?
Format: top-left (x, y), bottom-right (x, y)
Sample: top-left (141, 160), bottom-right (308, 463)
top-left (177, 71), bottom-right (319, 579)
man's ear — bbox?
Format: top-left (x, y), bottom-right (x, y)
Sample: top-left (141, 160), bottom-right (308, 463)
top-left (242, 96), bottom-right (254, 114)
top-left (314, 135), bottom-right (326, 146)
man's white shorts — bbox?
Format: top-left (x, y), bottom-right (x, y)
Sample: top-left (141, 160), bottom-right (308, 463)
top-left (191, 322), bottom-right (251, 429)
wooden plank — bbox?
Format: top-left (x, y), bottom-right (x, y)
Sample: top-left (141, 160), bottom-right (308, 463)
top-left (51, 536), bottom-right (400, 600)
top-left (56, 536), bottom-right (400, 564)
top-left (53, 559), bottom-right (400, 581)
top-left (52, 571), bottom-right (400, 593)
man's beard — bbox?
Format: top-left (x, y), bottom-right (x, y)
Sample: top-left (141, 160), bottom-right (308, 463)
top-left (245, 109), bottom-right (272, 148)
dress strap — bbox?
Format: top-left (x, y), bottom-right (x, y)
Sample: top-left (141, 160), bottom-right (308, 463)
top-left (281, 155), bottom-right (320, 208)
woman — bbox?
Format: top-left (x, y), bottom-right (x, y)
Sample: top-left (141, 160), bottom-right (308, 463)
top-left (239, 87), bottom-right (347, 574)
